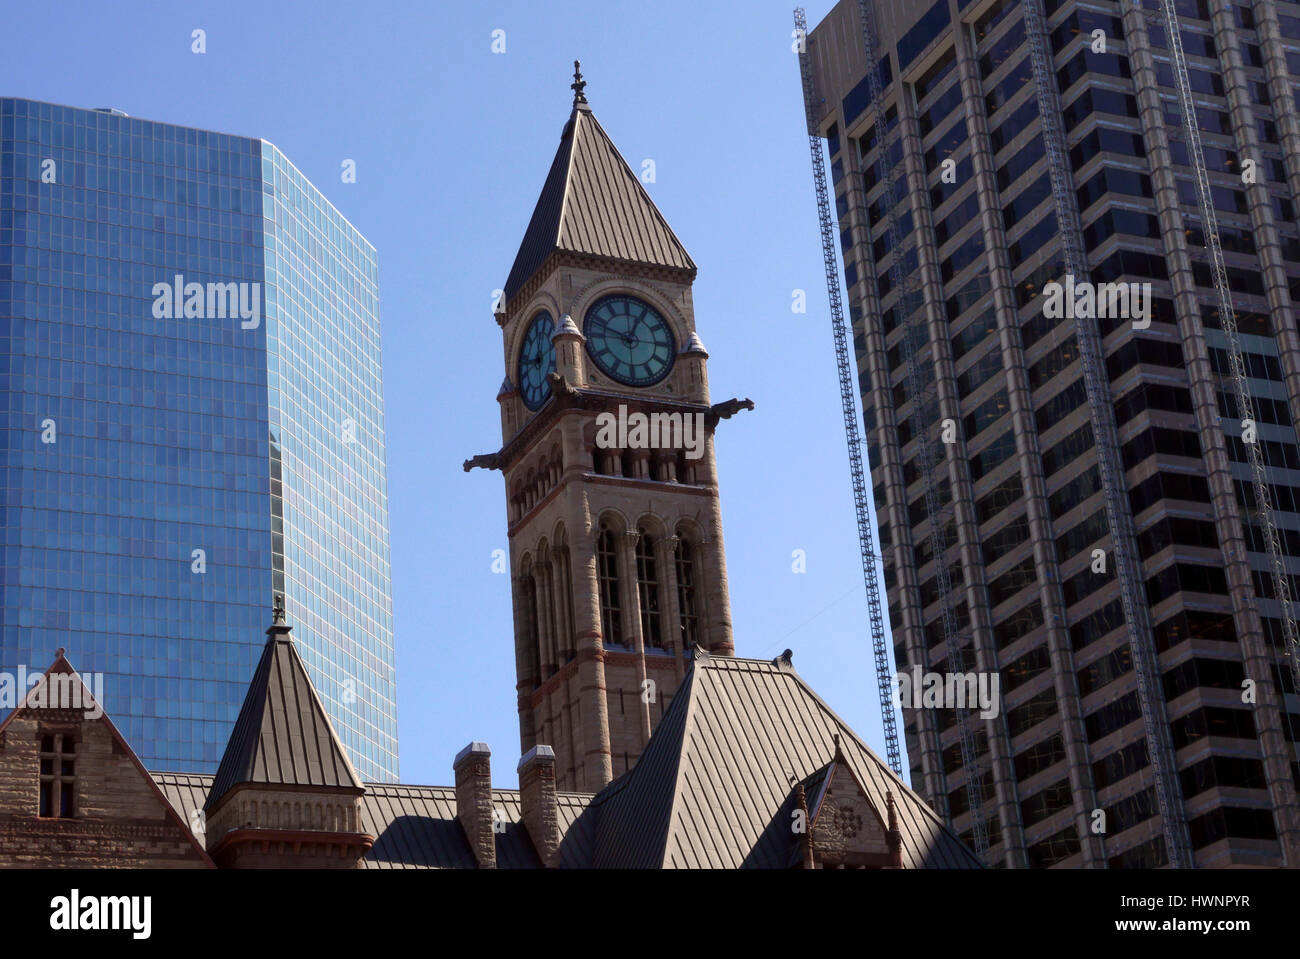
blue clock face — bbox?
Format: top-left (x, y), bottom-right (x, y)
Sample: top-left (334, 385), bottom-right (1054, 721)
top-left (517, 311), bottom-right (557, 411)
top-left (583, 295), bottom-right (676, 387)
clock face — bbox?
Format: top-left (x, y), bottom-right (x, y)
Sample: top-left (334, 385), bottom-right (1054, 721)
top-left (583, 295), bottom-right (676, 387)
top-left (517, 311), bottom-right (557, 411)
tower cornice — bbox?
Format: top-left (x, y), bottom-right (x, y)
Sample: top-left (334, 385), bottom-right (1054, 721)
top-left (500, 251), bottom-right (696, 326)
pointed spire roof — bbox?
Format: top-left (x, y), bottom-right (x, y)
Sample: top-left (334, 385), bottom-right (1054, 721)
top-left (503, 63), bottom-right (696, 303)
top-left (206, 599), bottom-right (363, 810)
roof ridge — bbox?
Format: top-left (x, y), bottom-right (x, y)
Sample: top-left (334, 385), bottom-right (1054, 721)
top-left (700, 654), bottom-right (794, 668)
top-left (553, 108), bottom-right (581, 258)
top-left (657, 659), bottom-right (701, 867)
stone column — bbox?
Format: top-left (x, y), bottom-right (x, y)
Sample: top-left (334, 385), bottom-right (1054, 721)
top-left (619, 529), bottom-right (653, 748)
top-left (511, 573), bottom-right (538, 753)
top-left (571, 525), bottom-right (613, 790)
top-left (535, 560), bottom-right (556, 678)
top-left (698, 433), bottom-right (735, 656)
top-left (628, 448), bottom-right (651, 480)
top-left (661, 534), bottom-right (686, 685)
top-left (658, 450), bottom-right (678, 483)
top-left (552, 549), bottom-right (574, 663)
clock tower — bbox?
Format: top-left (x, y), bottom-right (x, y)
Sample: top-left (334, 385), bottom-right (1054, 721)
top-left (467, 64), bottom-right (751, 792)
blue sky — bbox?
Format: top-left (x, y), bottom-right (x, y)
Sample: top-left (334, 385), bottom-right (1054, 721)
top-left (0, 0), bottom-right (901, 788)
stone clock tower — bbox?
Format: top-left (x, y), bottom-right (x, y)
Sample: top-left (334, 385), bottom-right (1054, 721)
top-left (466, 64), bottom-right (751, 792)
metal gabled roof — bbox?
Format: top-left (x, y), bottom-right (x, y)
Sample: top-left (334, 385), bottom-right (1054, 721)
top-left (582, 661), bottom-right (697, 869)
top-left (154, 772), bottom-right (592, 870)
top-left (204, 624), bottom-right (363, 810)
top-left (503, 101), bottom-right (696, 304)
top-left (152, 772), bottom-right (215, 829)
top-left (556, 654), bottom-right (983, 869)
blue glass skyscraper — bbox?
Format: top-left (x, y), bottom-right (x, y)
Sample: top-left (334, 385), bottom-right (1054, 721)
top-left (0, 98), bottom-right (397, 780)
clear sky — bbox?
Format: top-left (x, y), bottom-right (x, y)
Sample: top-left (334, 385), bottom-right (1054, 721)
top-left (0, 0), bottom-right (900, 788)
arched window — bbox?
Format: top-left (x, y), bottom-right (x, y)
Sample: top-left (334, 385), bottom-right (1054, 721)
top-left (597, 526), bottom-right (623, 646)
top-left (636, 531), bottom-right (663, 648)
top-left (675, 538), bottom-right (699, 653)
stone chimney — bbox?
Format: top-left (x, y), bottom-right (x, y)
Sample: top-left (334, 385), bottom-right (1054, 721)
top-left (518, 745), bottom-right (560, 865)
top-left (454, 742), bottom-right (496, 869)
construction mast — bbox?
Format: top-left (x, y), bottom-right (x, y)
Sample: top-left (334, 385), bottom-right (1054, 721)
top-left (794, 6), bottom-right (902, 779)
top-left (795, 3), bottom-right (992, 860)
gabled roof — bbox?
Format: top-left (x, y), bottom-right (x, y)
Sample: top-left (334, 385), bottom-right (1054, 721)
top-left (155, 652), bottom-right (977, 870)
top-left (0, 652), bottom-right (214, 867)
top-left (555, 653), bottom-right (983, 869)
top-left (205, 621), bottom-right (362, 810)
top-left (503, 99), bottom-right (696, 303)
top-left (153, 772), bottom-right (592, 870)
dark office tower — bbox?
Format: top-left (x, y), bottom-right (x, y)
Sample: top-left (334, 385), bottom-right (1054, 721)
top-left (803, 0), bottom-right (1300, 867)
top-left (0, 99), bottom-right (397, 779)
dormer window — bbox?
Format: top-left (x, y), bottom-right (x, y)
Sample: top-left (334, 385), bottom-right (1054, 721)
top-left (39, 733), bottom-right (76, 818)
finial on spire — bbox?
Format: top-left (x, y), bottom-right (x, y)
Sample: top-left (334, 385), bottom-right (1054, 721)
top-left (267, 593), bottom-right (293, 640)
top-left (571, 59), bottom-right (588, 106)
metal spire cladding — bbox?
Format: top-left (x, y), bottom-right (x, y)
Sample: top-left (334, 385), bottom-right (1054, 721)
top-left (205, 606), bottom-right (363, 810)
top-left (502, 66), bottom-right (696, 304)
